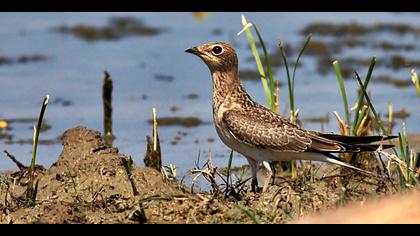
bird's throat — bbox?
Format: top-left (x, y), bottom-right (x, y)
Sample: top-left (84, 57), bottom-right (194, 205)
top-left (211, 70), bottom-right (250, 117)
top-left (211, 71), bottom-right (238, 107)
top-left (211, 70), bottom-right (240, 93)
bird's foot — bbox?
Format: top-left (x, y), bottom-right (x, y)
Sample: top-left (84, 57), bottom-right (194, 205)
top-left (251, 186), bottom-right (263, 193)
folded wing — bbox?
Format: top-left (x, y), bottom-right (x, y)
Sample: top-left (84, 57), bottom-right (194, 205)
top-left (222, 108), bottom-right (346, 153)
top-left (222, 107), bottom-right (394, 153)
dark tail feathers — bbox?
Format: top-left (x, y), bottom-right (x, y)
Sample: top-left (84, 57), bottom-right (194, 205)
top-left (318, 133), bottom-right (397, 145)
top-left (354, 144), bottom-right (395, 151)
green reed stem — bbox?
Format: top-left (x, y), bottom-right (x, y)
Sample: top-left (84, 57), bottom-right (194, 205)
top-left (279, 40), bottom-right (293, 112)
top-left (253, 24), bottom-right (276, 110)
top-left (291, 34), bottom-right (312, 98)
top-left (241, 15), bottom-right (273, 109)
top-left (333, 61), bottom-right (350, 132)
top-left (30, 94), bottom-right (49, 174)
top-left (353, 57), bottom-right (376, 130)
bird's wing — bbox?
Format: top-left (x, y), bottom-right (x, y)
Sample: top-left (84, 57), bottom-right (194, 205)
top-left (222, 107), bottom-right (354, 153)
top-left (222, 108), bottom-right (312, 152)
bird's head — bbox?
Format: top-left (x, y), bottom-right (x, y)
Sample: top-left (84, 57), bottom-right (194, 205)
top-left (185, 42), bottom-right (238, 73)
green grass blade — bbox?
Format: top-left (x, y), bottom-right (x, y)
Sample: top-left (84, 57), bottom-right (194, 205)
top-left (226, 149), bottom-right (233, 191)
top-left (279, 40), bottom-right (293, 112)
top-left (278, 39), bottom-right (300, 179)
top-left (412, 69), bottom-right (420, 97)
top-left (195, 151), bottom-right (201, 169)
top-left (412, 151), bottom-right (419, 175)
top-left (355, 72), bottom-right (398, 156)
top-left (399, 124), bottom-right (411, 183)
top-left (353, 57), bottom-right (376, 129)
top-left (30, 94), bottom-right (50, 173)
top-left (396, 167), bottom-right (405, 188)
top-left (234, 202), bottom-right (261, 224)
top-left (240, 15), bottom-right (272, 108)
top-left (411, 151), bottom-right (419, 185)
top-left (333, 61), bottom-right (350, 130)
top-left (122, 156), bottom-right (133, 175)
top-left (252, 24), bottom-right (275, 110)
top-left (354, 72), bottom-right (386, 135)
top-left (291, 34), bottom-right (312, 94)
top-left (406, 145), bottom-right (410, 184)
top-left (397, 132), bottom-right (408, 182)
top-left (398, 127), bottom-right (407, 163)
top-left (353, 105), bottom-right (368, 135)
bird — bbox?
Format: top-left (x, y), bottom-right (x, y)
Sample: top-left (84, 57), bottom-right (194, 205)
top-left (185, 41), bottom-right (396, 192)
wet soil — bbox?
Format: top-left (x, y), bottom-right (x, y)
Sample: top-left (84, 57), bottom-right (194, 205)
top-left (51, 98), bottom-right (73, 107)
top-left (316, 54), bottom-right (420, 78)
top-left (185, 94), bottom-right (199, 100)
top-left (300, 22), bottom-right (420, 37)
top-left (270, 21), bottom-right (420, 80)
top-left (0, 118), bottom-right (54, 144)
top-left (1, 126), bottom-right (418, 223)
top-left (52, 16), bottom-right (165, 42)
top-left (385, 108), bottom-right (410, 120)
top-left (302, 114), bottom-right (330, 124)
top-left (372, 76), bottom-right (413, 88)
top-left (238, 69), bottom-right (284, 87)
top-left (154, 74), bottom-right (174, 83)
top-left (150, 117), bottom-right (208, 128)
top-left (5, 137), bottom-right (60, 145)
top-left (1, 127), bottom-right (183, 223)
top-left (245, 46), bottom-right (298, 68)
top-left (0, 54), bottom-right (48, 66)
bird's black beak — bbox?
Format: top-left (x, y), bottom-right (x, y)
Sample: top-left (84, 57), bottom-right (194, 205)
top-left (185, 47), bottom-right (200, 55)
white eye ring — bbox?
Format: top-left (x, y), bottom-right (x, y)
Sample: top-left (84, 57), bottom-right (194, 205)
top-left (211, 45), bottom-right (224, 55)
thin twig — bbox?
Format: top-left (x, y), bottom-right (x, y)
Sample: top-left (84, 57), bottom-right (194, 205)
top-left (378, 152), bottom-right (398, 191)
top-left (139, 194), bottom-right (188, 204)
top-left (3, 150), bottom-right (26, 171)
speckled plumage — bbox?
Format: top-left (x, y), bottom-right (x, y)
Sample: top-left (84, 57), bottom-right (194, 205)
top-left (186, 42), bottom-right (395, 192)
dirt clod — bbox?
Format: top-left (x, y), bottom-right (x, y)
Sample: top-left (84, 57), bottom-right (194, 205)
top-left (1, 126), bottom-right (417, 223)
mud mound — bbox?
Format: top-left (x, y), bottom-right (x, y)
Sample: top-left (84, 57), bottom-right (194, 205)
top-left (1, 126), bottom-right (417, 224)
top-left (39, 126), bottom-right (180, 202)
top-left (1, 126), bottom-right (182, 223)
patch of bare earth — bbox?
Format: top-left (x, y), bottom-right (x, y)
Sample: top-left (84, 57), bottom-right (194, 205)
top-left (1, 127), bottom-right (419, 223)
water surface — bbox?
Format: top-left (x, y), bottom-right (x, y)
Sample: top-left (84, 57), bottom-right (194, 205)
top-left (1, 13), bottom-right (419, 186)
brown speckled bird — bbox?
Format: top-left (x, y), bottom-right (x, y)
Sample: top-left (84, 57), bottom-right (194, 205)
top-left (186, 42), bottom-right (395, 192)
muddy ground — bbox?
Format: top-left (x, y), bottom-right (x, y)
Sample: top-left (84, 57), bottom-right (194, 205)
top-left (0, 126), bottom-right (419, 224)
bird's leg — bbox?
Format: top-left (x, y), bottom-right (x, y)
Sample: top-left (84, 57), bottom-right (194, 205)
top-left (247, 158), bottom-right (259, 193)
top-left (262, 161), bottom-right (273, 192)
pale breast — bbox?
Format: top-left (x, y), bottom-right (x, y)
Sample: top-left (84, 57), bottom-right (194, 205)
top-left (213, 103), bottom-right (249, 154)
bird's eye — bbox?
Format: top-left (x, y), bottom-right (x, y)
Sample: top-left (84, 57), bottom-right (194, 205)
top-left (212, 46), bottom-right (223, 55)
